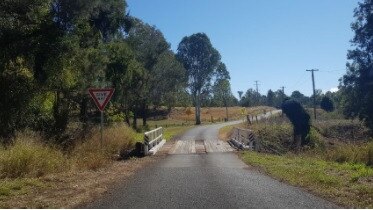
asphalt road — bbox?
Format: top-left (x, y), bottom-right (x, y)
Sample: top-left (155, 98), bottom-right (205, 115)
top-left (84, 114), bottom-right (338, 209)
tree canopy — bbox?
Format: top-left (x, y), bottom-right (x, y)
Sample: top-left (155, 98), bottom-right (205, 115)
top-left (340, 0), bottom-right (373, 131)
top-left (177, 33), bottom-right (222, 125)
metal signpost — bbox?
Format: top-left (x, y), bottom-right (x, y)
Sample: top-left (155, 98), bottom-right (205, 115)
top-left (88, 88), bottom-right (115, 146)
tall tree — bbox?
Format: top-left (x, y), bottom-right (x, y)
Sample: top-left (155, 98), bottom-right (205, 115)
top-left (237, 91), bottom-right (243, 101)
top-left (266, 89), bottom-right (275, 107)
top-left (177, 33), bottom-right (221, 125)
top-left (150, 51), bottom-right (187, 110)
top-left (340, 0), bottom-right (373, 131)
top-left (320, 96), bottom-right (334, 112)
top-left (127, 17), bottom-right (170, 127)
top-left (213, 79), bottom-right (233, 120)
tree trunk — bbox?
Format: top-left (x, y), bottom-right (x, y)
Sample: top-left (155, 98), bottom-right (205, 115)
top-left (79, 96), bottom-right (88, 138)
top-left (133, 112), bottom-right (137, 130)
top-left (140, 101), bottom-right (148, 127)
top-left (124, 109), bottom-right (131, 127)
top-left (79, 97), bottom-right (88, 122)
top-left (195, 92), bottom-right (201, 125)
top-left (142, 103), bottom-right (147, 127)
top-left (225, 100), bottom-right (229, 121)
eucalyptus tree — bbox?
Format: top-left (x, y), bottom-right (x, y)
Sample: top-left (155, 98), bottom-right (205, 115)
top-left (340, 0), bottom-right (373, 131)
top-left (150, 51), bottom-right (187, 110)
top-left (177, 33), bottom-right (221, 125)
top-left (212, 63), bottom-right (232, 120)
top-left (126, 17), bottom-right (171, 127)
top-left (0, 0), bottom-right (130, 140)
top-left (266, 89), bottom-right (275, 107)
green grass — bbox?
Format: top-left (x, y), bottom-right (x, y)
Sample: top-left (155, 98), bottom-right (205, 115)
top-left (240, 151), bottom-right (373, 208)
top-left (163, 125), bottom-right (194, 141)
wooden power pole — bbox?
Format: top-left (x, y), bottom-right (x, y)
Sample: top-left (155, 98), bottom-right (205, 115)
top-left (280, 86), bottom-right (285, 101)
top-left (306, 69), bottom-right (319, 120)
top-left (254, 80), bottom-right (260, 105)
top-left (254, 80), bottom-right (259, 94)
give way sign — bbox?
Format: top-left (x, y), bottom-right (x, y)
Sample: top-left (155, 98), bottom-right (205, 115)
top-left (88, 88), bottom-right (115, 111)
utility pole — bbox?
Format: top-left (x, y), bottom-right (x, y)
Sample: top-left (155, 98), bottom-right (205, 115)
top-left (254, 80), bottom-right (260, 105)
top-left (306, 69), bottom-right (319, 120)
top-left (280, 86), bottom-right (285, 101)
top-left (254, 80), bottom-right (259, 94)
top-left (280, 86), bottom-right (285, 117)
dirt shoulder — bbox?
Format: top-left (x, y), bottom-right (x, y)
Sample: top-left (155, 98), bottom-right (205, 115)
top-left (0, 156), bottom-right (163, 208)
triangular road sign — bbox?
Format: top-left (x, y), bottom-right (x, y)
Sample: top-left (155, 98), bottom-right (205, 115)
top-left (88, 88), bottom-right (115, 111)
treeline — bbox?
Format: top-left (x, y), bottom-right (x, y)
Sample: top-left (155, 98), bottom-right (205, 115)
top-left (0, 0), bottom-right (238, 143)
top-left (238, 88), bottom-right (339, 112)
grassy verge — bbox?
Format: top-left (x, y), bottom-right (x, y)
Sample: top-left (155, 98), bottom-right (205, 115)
top-left (240, 151), bottom-right (373, 208)
top-left (0, 121), bottom-right (195, 208)
top-left (224, 109), bottom-right (373, 208)
top-left (163, 125), bottom-right (195, 141)
top-left (0, 124), bottom-right (137, 208)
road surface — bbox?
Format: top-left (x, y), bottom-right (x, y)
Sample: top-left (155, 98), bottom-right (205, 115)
top-left (84, 112), bottom-right (338, 208)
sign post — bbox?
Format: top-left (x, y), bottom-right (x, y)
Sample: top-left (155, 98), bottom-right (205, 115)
top-left (88, 88), bottom-right (115, 146)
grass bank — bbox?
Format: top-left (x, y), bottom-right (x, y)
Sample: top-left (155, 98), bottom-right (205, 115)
top-left (240, 151), bottom-right (373, 208)
top-left (222, 109), bottom-right (373, 208)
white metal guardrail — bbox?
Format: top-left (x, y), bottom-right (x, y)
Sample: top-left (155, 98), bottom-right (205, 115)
top-left (144, 127), bottom-right (165, 155)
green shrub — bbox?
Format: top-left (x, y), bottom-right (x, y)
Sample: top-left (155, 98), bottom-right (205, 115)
top-left (252, 122), bottom-right (293, 154)
top-left (106, 106), bottom-right (125, 124)
top-left (367, 142), bottom-right (373, 166)
top-left (324, 143), bottom-right (372, 166)
top-left (0, 133), bottom-right (67, 178)
top-left (314, 120), bottom-right (369, 141)
top-left (306, 127), bottom-right (325, 151)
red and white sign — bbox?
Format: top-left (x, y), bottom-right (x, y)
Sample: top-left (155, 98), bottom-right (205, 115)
top-left (88, 88), bottom-right (115, 111)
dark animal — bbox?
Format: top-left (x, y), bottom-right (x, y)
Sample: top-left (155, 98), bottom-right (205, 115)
top-left (281, 99), bottom-right (311, 150)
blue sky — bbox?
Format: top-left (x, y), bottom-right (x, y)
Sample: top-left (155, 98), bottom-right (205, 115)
top-left (127, 0), bottom-right (359, 97)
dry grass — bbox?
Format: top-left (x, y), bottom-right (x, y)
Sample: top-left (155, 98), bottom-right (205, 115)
top-left (0, 132), bottom-right (68, 179)
top-left (168, 106), bottom-right (274, 122)
top-left (71, 124), bottom-right (136, 170)
top-left (0, 124), bottom-right (137, 207)
top-left (0, 122), bottom-right (192, 208)
top-left (0, 156), bottom-right (158, 208)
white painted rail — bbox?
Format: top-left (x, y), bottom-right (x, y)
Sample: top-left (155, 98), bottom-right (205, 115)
top-left (144, 127), bottom-right (166, 155)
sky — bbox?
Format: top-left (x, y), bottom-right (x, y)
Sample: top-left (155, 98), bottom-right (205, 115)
top-left (127, 0), bottom-right (360, 97)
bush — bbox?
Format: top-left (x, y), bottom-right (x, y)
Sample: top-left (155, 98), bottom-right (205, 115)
top-left (320, 96), bottom-right (334, 112)
top-left (0, 132), bottom-right (67, 178)
top-left (314, 120), bottom-right (369, 141)
top-left (106, 106), bottom-right (125, 124)
top-left (368, 142), bottom-right (373, 166)
top-left (324, 142), bottom-right (373, 166)
top-left (72, 124), bottom-right (136, 170)
top-left (251, 122), bottom-right (293, 154)
top-left (306, 127), bottom-right (325, 151)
